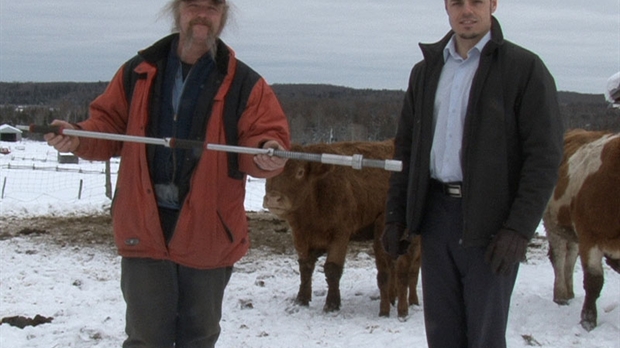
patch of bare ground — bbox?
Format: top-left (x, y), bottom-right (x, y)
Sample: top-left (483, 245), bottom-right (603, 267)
top-left (0, 212), bottom-right (296, 254)
top-left (0, 210), bottom-right (548, 289)
top-left (0, 211), bottom-right (380, 258)
top-left (1, 211), bottom-right (544, 261)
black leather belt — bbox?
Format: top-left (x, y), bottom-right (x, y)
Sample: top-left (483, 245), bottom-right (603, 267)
top-left (430, 179), bottom-right (463, 198)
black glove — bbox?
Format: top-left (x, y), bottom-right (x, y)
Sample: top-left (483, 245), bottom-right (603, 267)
top-left (485, 228), bottom-right (529, 275)
top-left (381, 223), bottom-right (408, 260)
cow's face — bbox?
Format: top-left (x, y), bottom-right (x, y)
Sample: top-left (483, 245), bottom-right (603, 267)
top-left (263, 160), bottom-right (306, 218)
top-left (263, 145), bottom-right (334, 218)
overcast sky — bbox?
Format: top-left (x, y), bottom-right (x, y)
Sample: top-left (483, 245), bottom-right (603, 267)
top-left (1, 0), bottom-right (619, 94)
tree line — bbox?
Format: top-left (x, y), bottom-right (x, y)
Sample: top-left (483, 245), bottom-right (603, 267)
top-left (1, 81), bottom-right (618, 144)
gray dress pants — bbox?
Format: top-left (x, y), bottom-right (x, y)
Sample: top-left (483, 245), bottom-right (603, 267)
top-left (420, 186), bottom-right (519, 348)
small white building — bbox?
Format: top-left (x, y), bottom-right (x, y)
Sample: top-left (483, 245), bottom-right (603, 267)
top-left (0, 124), bottom-right (22, 142)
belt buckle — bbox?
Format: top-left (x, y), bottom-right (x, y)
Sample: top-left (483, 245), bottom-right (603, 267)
top-left (445, 183), bottom-right (462, 198)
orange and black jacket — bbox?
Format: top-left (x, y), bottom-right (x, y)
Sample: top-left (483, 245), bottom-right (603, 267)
top-left (73, 34), bottom-right (290, 269)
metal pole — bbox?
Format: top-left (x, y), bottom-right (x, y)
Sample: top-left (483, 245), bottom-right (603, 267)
top-left (105, 160), bottom-right (112, 199)
top-left (206, 144), bottom-right (402, 172)
top-left (17, 124), bottom-right (402, 172)
top-left (78, 179), bottom-right (83, 200)
top-left (17, 125), bottom-right (171, 147)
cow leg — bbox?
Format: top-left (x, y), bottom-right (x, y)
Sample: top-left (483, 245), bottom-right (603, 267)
top-left (373, 237), bottom-right (393, 317)
top-left (396, 253), bottom-right (411, 318)
top-left (323, 236), bottom-right (350, 312)
top-left (407, 237), bottom-right (422, 307)
top-left (296, 249), bottom-right (321, 306)
top-left (323, 261), bottom-right (343, 312)
top-left (605, 257), bottom-right (620, 273)
top-left (394, 238), bottom-right (422, 318)
top-left (580, 245), bottom-right (605, 332)
top-left (548, 231), bottom-right (573, 305)
top-left (565, 240), bottom-right (579, 300)
top-left (372, 217), bottom-right (398, 318)
top-left (376, 261), bottom-right (392, 317)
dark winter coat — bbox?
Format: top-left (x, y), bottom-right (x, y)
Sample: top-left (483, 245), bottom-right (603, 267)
top-left (385, 17), bottom-right (565, 246)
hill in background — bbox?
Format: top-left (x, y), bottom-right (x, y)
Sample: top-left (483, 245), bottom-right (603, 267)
top-left (1, 82), bottom-right (618, 143)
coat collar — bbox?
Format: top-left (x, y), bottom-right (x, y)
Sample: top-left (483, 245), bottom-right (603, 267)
top-left (419, 16), bottom-right (504, 63)
top-left (137, 33), bottom-right (231, 75)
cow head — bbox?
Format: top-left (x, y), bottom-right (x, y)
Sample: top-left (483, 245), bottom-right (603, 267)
top-left (263, 144), bottom-right (335, 218)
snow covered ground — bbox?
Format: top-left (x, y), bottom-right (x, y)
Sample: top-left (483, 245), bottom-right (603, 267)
top-left (1, 140), bottom-right (619, 347)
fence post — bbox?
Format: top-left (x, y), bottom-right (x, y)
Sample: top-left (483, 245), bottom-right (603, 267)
top-left (105, 160), bottom-right (112, 199)
top-left (78, 179), bottom-right (83, 200)
top-left (1, 177), bottom-right (6, 199)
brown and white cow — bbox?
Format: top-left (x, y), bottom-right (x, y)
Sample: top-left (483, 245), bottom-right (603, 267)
top-left (263, 139), bottom-right (421, 317)
top-left (543, 128), bottom-right (620, 331)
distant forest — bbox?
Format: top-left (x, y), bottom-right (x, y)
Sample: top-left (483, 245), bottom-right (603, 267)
top-left (1, 82), bottom-right (618, 144)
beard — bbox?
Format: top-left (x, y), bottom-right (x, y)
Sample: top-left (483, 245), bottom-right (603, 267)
top-left (182, 18), bottom-right (219, 58)
top-left (457, 32), bottom-right (483, 41)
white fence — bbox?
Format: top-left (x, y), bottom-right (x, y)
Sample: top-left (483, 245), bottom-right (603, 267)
top-left (0, 140), bottom-right (266, 218)
top-left (1, 163), bottom-right (116, 201)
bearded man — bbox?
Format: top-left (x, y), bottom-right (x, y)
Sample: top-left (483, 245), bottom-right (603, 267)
top-left (45, 1), bottom-right (290, 347)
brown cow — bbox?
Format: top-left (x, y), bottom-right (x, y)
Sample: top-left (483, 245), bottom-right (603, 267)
top-left (377, 233), bottom-right (421, 318)
top-left (263, 139), bottom-right (421, 317)
top-left (543, 129), bottom-right (620, 331)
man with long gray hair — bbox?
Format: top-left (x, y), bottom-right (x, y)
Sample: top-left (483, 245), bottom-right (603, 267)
top-left (45, 0), bottom-right (290, 347)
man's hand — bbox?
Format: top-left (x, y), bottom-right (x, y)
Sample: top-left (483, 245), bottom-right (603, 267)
top-left (254, 140), bottom-right (287, 171)
top-left (381, 223), bottom-right (408, 260)
top-left (43, 120), bottom-right (80, 153)
top-left (485, 228), bottom-right (529, 275)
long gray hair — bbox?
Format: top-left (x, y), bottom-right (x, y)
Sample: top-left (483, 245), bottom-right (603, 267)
top-left (162, 0), bottom-right (230, 36)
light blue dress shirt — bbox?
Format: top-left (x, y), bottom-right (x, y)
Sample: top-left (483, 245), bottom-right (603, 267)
top-left (430, 32), bottom-right (491, 183)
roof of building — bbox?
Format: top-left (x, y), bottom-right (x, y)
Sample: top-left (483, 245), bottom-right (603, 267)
top-left (0, 124), bottom-right (23, 134)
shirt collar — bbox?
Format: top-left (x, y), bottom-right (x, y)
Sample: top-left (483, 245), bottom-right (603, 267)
top-left (443, 30), bottom-right (492, 62)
